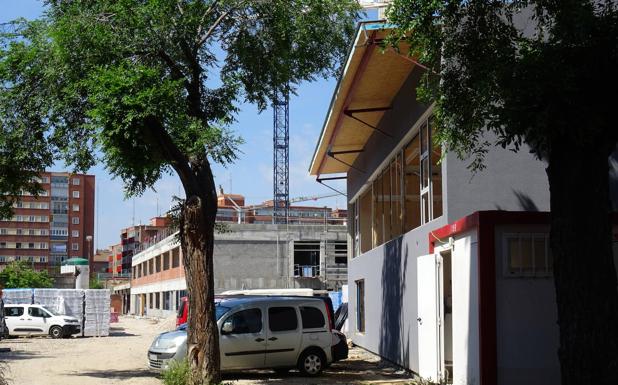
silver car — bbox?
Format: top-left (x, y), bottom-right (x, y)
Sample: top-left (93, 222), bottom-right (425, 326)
top-left (148, 296), bottom-right (340, 376)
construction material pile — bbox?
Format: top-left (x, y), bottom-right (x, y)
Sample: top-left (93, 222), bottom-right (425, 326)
top-left (84, 289), bottom-right (111, 337)
top-left (2, 288), bottom-right (33, 304)
top-left (34, 289), bottom-right (84, 320)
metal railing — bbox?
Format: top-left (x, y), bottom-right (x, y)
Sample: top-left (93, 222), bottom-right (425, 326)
top-left (293, 264), bottom-right (320, 278)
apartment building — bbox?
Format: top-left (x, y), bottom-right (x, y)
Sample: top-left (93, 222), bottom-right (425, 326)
top-left (113, 217), bottom-right (171, 275)
top-left (0, 172), bottom-right (95, 272)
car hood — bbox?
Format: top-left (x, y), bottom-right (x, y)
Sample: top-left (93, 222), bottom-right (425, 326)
top-left (150, 329), bottom-right (187, 351)
top-left (158, 329), bottom-right (187, 340)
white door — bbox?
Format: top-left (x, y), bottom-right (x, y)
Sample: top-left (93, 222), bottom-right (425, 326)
top-left (219, 307), bottom-right (267, 369)
top-left (26, 306), bottom-right (49, 333)
top-left (417, 253), bottom-right (440, 382)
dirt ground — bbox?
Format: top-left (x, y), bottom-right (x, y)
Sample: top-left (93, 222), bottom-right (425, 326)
top-left (0, 316), bottom-right (416, 385)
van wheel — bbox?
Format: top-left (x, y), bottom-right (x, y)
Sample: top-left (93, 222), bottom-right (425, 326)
top-left (49, 326), bottom-right (63, 339)
top-left (298, 349), bottom-right (325, 376)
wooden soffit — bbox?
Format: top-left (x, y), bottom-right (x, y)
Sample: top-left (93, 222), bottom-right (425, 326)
top-left (309, 22), bottom-right (415, 176)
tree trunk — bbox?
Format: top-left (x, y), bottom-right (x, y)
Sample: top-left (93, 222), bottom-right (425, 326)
top-left (178, 158), bottom-right (221, 385)
top-left (547, 142), bottom-right (618, 385)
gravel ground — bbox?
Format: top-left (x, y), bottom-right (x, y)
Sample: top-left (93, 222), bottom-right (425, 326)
top-left (0, 316), bottom-right (416, 385)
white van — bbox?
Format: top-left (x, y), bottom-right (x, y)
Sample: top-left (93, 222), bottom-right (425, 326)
top-left (148, 296), bottom-right (339, 376)
top-left (3, 304), bottom-right (81, 338)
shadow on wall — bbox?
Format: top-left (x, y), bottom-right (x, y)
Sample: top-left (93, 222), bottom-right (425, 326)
top-left (379, 237), bottom-right (410, 368)
top-left (513, 190), bottom-right (539, 212)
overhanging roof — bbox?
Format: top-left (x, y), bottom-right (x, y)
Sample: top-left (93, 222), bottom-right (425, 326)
top-left (309, 22), bottom-right (415, 176)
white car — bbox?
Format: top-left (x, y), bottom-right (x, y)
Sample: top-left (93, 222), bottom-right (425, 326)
top-left (3, 304), bottom-right (81, 338)
top-left (148, 296), bottom-right (341, 376)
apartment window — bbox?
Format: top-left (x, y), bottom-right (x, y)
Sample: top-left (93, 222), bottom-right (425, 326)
top-left (163, 252), bottom-right (169, 270)
top-left (0, 242), bottom-right (5, 248)
top-left (356, 279), bottom-right (365, 333)
top-left (39, 257), bottom-right (46, 263)
top-left (15, 215), bottom-right (22, 222)
top-left (39, 243), bottom-right (47, 249)
top-left (16, 201), bottom-right (23, 208)
top-left (40, 229), bottom-right (48, 236)
top-left (40, 216), bottom-right (49, 222)
top-left (72, 230), bottom-right (79, 238)
top-left (72, 178), bottom-right (80, 186)
top-left (40, 190), bottom-right (49, 196)
top-left (29, 216), bottom-right (35, 222)
top-left (16, 229), bottom-right (23, 235)
top-left (72, 191), bottom-right (80, 198)
top-left (72, 204), bottom-right (79, 212)
top-left (504, 233), bottom-right (552, 277)
top-left (15, 243), bottom-right (22, 249)
top-left (41, 176), bottom-right (49, 183)
top-left (28, 229), bottom-right (35, 235)
top-left (72, 217), bottom-right (80, 225)
top-left (0, 229), bottom-right (5, 235)
top-left (172, 248), bottom-right (180, 268)
top-left (72, 243), bottom-right (79, 251)
top-left (28, 243), bottom-right (35, 249)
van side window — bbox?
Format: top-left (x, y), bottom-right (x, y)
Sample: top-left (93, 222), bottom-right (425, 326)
top-left (268, 307), bottom-right (298, 332)
top-left (28, 307), bottom-right (48, 318)
top-left (300, 306), bottom-right (325, 329)
top-left (5, 307), bottom-right (24, 317)
top-left (223, 308), bottom-right (262, 334)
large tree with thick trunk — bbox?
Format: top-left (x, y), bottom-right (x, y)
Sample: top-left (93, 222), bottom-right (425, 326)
top-left (387, 0), bottom-right (618, 384)
top-left (0, 1), bottom-right (358, 383)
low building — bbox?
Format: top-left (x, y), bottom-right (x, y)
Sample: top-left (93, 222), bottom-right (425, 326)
top-left (129, 223), bottom-right (348, 317)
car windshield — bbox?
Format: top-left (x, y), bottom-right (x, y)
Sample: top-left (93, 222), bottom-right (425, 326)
top-left (42, 307), bottom-right (62, 316)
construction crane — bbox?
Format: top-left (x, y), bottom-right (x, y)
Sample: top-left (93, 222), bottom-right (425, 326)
top-left (272, 89), bottom-right (289, 225)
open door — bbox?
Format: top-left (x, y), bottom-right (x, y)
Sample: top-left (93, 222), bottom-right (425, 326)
top-left (417, 253), bottom-right (440, 382)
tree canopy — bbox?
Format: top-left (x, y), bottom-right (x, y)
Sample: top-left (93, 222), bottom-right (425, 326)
top-left (387, 1), bottom-right (618, 384)
top-left (0, 261), bottom-right (54, 288)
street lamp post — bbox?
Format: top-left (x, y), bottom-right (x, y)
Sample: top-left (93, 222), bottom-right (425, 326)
top-left (86, 235), bottom-right (93, 280)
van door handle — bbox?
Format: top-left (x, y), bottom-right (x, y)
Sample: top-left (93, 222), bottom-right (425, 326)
top-left (268, 337), bottom-right (278, 341)
top-left (255, 338), bottom-right (265, 342)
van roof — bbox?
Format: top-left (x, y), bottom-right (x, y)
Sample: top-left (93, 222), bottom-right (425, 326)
top-left (215, 295), bottom-right (326, 308)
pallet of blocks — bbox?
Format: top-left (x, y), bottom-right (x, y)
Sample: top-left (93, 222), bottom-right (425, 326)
top-left (84, 289), bottom-right (111, 337)
top-left (34, 289), bottom-right (84, 319)
top-left (2, 288), bottom-right (33, 304)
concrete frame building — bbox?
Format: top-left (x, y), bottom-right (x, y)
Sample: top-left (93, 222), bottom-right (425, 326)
top-left (0, 171), bottom-right (95, 272)
top-left (309, 22), bottom-right (618, 385)
top-left (129, 223), bottom-right (348, 318)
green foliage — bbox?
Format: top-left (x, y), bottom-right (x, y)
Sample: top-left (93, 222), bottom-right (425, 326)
top-left (0, 261), bottom-right (54, 288)
top-left (162, 360), bottom-right (190, 385)
top-left (89, 278), bottom-right (104, 289)
top-left (0, 0), bottom-right (359, 200)
top-left (386, 0), bottom-right (618, 169)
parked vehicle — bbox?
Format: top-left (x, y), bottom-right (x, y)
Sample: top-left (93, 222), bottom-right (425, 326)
top-left (151, 296), bottom-right (340, 376)
top-left (3, 304), bottom-right (80, 338)
top-left (176, 289), bottom-right (319, 327)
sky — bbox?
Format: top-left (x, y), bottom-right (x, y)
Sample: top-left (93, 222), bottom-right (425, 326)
top-left (0, 0), bottom-right (353, 250)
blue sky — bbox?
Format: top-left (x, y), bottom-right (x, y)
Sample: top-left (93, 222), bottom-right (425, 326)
top-left (1, 0), bottom-right (350, 249)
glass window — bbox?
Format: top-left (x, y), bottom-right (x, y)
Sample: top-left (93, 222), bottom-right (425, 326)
top-left (504, 233), bottom-right (551, 277)
top-left (72, 230), bottom-right (79, 237)
top-left (359, 190), bottom-right (372, 254)
top-left (28, 307), bottom-right (49, 318)
top-left (268, 307), bottom-right (298, 332)
top-left (72, 204), bottom-right (79, 212)
top-left (72, 178), bottom-right (80, 185)
top-left (222, 308), bottom-right (263, 334)
top-left (300, 306), bottom-right (325, 329)
top-left (5, 307), bottom-right (24, 317)
top-left (72, 217), bottom-right (79, 225)
top-left (356, 280), bottom-right (365, 333)
top-left (72, 191), bottom-right (80, 198)
top-left (72, 243), bottom-right (79, 251)
top-left (404, 135), bottom-right (421, 232)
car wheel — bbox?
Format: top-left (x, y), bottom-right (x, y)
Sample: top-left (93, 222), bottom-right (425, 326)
top-left (298, 349), bottom-right (325, 376)
top-left (49, 326), bottom-right (63, 339)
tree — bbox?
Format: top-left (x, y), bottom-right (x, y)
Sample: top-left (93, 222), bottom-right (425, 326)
top-left (0, 1), bottom-right (358, 383)
top-left (386, 1), bottom-right (618, 384)
top-left (0, 261), bottom-right (54, 288)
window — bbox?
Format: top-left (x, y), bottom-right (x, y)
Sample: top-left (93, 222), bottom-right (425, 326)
top-left (40, 229), bottom-right (48, 236)
top-left (40, 243), bottom-right (47, 249)
top-left (28, 229), bottom-right (35, 235)
top-left (222, 308), bottom-right (262, 334)
top-left (268, 307), bottom-right (298, 332)
top-left (163, 252), bottom-right (169, 270)
top-left (0, 242), bottom-right (5, 248)
top-left (72, 230), bottom-right (79, 238)
top-left (4, 307), bottom-right (24, 317)
top-left (300, 306), bottom-right (325, 329)
top-left (16, 229), bottom-right (23, 235)
top-left (41, 176), bottom-right (49, 183)
top-left (15, 215), bottom-right (22, 222)
top-left (39, 257), bottom-right (46, 263)
top-left (72, 204), bottom-right (79, 212)
top-left (29, 307), bottom-right (49, 318)
top-left (0, 229), bottom-right (5, 235)
top-left (72, 178), bottom-right (80, 185)
top-left (356, 280), bottom-right (365, 333)
top-left (72, 191), bottom-right (80, 198)
top-left (172, 248), bottom-right (180, 268)
top-left (72, 243), bottom-right (79, 251)
top-left (28, 243), bottom-right (35, 249)
top-left (15, 243), bottom-right (22, 249)
top-left (504, 233), bottom-right (551, 277)
top-left (72, 217), bottom-right (80, 225)
top-left (29, 216), bottom-right (35, 222)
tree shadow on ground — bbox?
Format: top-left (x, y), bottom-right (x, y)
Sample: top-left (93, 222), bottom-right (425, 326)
top-left (68, 369), bottom-right (157, 379)
top-left (0, 350), bottom-right (50, 361)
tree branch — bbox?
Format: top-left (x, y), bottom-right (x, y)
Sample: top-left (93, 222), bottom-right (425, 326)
top-left (196, 9), bottom-right (231, 47)
top-left (196, 0), bottom-right (219, 41)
